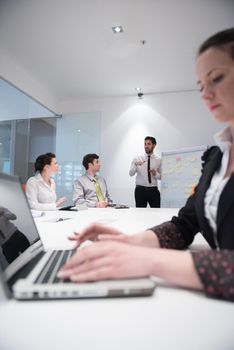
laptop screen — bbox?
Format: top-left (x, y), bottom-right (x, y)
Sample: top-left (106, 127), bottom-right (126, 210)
top-left (0, 172), bottom-right (39, 272)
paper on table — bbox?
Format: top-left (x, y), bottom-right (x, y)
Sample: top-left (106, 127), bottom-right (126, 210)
top-left (35, 219), bottom-right (77, 250)
top-left (31, 210), bottom-right (45, 218)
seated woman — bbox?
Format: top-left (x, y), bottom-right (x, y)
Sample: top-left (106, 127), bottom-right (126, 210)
top-left (26, 152), bottom-right (67, 211)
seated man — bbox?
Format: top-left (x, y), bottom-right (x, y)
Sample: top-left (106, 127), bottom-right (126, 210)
top-left (73, 153), bottom-right (112, 208)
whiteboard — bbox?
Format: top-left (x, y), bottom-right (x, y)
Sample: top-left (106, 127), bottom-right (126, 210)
top-left (161, 146), bottom-right (207, 208)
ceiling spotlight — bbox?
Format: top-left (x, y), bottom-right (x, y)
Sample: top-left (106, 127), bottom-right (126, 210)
top-left (135, 87), bottom-right (141, 92)
top-left (135, 87), bottom-right (143, 98)
top-left (112, 25), bottom-right (123, 34)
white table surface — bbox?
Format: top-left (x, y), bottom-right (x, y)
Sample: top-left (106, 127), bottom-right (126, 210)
top-left (0, 208), bottom-right (233, 350)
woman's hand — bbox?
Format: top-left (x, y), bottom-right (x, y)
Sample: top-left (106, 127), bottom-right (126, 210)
top-left (56, 197), bottom-right (67, 207)
top-left (69, 223), bottom-right (127, 247)
top-left (58, 240), bottom-right (203, 292)
top-left (58, 241), bottom-right (154, 282)
top-left (69, 223), bottom-right (160, 249)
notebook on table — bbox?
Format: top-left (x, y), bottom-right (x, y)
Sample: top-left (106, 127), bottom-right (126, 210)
top-left (0, 172), bottom-right (156, 300)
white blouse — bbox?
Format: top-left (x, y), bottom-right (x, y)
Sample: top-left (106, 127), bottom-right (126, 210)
top-left (204, 127), bottom-right (232, 234)
top-left (26, 173), bottom-right (57, 211)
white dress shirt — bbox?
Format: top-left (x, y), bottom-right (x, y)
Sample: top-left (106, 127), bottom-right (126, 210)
top-left (129, 153), bottom-right (161, 187)
top-left (73, 173), bottom-right (112, 207)
top-left (26, 173), bottom-right (57, 211)
top-left (204, 127), bottom-right (232, 234)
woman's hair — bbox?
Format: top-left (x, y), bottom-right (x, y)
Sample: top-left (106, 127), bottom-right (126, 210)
top-left (34, 152), bottom-right (56, 173)
top-left (198, 27), bottom-right (234, 59)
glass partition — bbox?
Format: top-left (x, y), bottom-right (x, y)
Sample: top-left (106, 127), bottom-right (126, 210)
top-left (0, 79), bottom-right (56, 120)
top-left (55, 113), bottom-right (101, 204)
top-left (0, 78), bottom-right (57, 182)
top-left (0, 79), bottom-right (101, 205)
top-left (0, 120), bottom-right (12, 174)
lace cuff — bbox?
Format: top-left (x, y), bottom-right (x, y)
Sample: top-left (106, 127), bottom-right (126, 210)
top-left (192, 250), bottom-right (234, 301)
top-left (149, 221), bottom-right (187, 249)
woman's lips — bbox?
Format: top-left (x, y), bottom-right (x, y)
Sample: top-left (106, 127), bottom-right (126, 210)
top-left (209, 104), bottom-right (220, 111)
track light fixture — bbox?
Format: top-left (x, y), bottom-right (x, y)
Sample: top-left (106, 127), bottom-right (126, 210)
top-left (135, 87), bottom-right (144, 99)
top-left (137, 92), bottom-right (144, 99)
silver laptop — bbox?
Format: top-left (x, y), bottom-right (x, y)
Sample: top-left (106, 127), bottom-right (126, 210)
top-left (0, 172), bottom-right (156, 300)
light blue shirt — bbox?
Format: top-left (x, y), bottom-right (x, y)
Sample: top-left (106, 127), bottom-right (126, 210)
top-left (73, 173), bottom-right (112, 207)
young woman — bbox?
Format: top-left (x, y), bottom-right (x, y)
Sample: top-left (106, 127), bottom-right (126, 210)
top-left (26, 152), bottom-right (67, 210)
top-left (58, 28), bottom-right (234, 302)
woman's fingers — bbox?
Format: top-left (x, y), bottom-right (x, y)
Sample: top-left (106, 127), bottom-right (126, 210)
top-left (59, 241), bottom-right (109, 272)
top-left (61, 256), bottom-right (112, 281)
top-left (68, 223), bottom-right (124, 246)
top-left (58, 242), bottom-right (117, 281)
top-left (58, 240), bottom-right (153, 282)
top-left (70, 267), bottom-right (112, 282)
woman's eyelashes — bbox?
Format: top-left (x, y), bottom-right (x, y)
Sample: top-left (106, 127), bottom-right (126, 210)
top-left (198, 74), bottom-right (224, 93)
top-left (212, 74), bottom-right (224, 85)
top-left (198, 85), bottom-right (203, 93)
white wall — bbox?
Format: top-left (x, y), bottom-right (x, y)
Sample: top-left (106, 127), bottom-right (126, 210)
top-left (59, 92), bottom-right (222, 206)
top-left (0, 79), bottom-right (56, 121)
top-left (0, 51), bottom-right (57, 114)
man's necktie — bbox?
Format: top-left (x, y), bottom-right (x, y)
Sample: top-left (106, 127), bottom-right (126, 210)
top-left (147, 155), bottom-right (152, 184)
top-left (93, 177), bottom-right (105, 201)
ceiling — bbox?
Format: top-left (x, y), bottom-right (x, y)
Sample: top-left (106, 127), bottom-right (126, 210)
top-left (0, 0), bottom-right (233, 101)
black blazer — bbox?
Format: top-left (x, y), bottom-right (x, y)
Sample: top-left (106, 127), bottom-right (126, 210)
top-left (171, 146), bottom-right (234, 250)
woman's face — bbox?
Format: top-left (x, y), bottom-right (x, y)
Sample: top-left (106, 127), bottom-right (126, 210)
top-left (47, 158), bottom-right (59, 174)
top-left (196, 47), bottom-right (234, 125)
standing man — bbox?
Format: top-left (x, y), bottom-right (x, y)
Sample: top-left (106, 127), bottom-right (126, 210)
top-left (129, 136), bottom-right (161, 207)
top-left (73, 153), bottom-right (112, 208)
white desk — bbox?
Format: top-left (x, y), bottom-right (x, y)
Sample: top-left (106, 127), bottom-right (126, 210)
top-left (0, 208), bottom-right (233, 350)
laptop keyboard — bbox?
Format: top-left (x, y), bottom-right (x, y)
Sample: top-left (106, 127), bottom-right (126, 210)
top-left (34, 250), bottom-right (75, 284)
